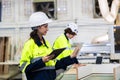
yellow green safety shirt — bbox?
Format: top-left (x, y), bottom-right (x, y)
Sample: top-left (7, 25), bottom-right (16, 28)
top-left (53, 34), bottom-right (73, 60)
top-left (19, 38), bottom-right (56, 72)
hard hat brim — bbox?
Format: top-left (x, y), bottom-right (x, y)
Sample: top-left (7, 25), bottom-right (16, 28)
top-left (44, 19), bottom-right (52, 25)
top-left (30, 19), bottom-right (52, 29)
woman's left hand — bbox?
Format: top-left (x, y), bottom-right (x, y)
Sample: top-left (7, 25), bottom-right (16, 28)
top-left (72, 63), bottom-right (86, 68)
top-left (42, 55), bottom-right (53, 62)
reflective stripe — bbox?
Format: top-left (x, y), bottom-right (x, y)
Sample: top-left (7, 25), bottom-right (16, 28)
top-left (31, 57), bottom-right (42, 63)
top-left (19, 62), bottom-right (27, 72)
top-left (56, 69), bottom-right (65, 76)
top-left (32, 66), bottom-right (55, 72)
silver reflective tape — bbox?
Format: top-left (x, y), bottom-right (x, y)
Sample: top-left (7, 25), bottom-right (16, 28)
top-left (31, 57), bottom-right (42, 63)
top-left (19, 62), bottom-right (27, 71)
top-left (32, 66), bottom-right (55, 72)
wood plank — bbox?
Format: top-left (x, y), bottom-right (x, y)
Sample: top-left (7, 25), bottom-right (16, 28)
top-left (0, 37), bottom-right (5, 74)
top-left (0, 61), bottom-right (19, 65)
top-left (3, 37), bottom-right (11, 74)
top-left (0, 37), bottom-right (11, 74)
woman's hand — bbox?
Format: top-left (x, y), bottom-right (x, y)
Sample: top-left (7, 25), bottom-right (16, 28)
top-left (42, 55), bottom-right (53, 62)
top-left (70, 45), bottom-right (80, 58)
top-left (72, 63), bottom-right (86, 68)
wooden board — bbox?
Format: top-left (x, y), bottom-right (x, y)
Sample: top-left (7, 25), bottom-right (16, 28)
top-left (0, 37), bottom-right (5, 74)
top-left (0, 37), bottom-right (11, 74)
top-left (3, 37), bottom-right (11, 74)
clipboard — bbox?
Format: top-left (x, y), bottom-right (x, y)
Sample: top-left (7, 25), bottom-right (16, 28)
top-left (48, 48), bottom-right (66, 59)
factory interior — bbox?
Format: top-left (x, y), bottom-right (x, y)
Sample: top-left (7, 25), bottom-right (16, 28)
top-left (0, 0), bottom-right (120, 80)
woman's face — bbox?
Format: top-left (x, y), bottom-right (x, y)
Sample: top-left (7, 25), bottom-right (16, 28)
top-left (37, 23), bottom-right (48, 35)
top-left (67, 33), bottom-right (76, 39)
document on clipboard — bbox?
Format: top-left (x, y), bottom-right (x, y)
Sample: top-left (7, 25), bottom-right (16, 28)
top-left (48, 48), bottom-right (66, 59)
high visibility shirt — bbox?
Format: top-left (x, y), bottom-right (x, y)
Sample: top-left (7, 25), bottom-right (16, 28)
top-left (19, 38), bottom-right (56, 72)
top-left (53, 34), bottom-right (73, 60)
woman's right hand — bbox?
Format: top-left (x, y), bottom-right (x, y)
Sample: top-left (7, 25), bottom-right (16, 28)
top-left (70, 45), bottom-right (80, 58)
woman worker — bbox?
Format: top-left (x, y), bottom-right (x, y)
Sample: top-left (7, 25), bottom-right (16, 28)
top-left (19, 12), bottom-right (79, 80)
top-left (52, 23), bottom-right (81, 75)
top-left (53, 22), bottom-right (79, 60)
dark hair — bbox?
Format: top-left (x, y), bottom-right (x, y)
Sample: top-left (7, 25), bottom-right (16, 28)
top-left (64, 28), bottom-right (76, 35)
top-left (30, 30), bottom-right (40, 45)
top-left (30, 29), bottom-right (38, 39)
top-left (30, 30), bottom-right (48, 48)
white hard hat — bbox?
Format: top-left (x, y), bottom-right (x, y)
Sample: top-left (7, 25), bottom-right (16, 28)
top-left (29, 12), bottom-right (52, 28)
top-left (66, 23), bottom-right (78, 34)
